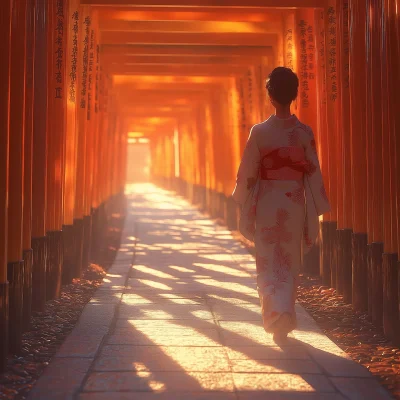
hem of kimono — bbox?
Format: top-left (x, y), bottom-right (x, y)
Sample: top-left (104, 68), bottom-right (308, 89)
top-left (262, 310), bottom-right (297, 333)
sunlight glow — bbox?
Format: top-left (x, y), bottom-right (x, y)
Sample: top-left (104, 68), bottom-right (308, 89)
top-left (135, 279), bottom-right (173, 291)
top-left (193, 263), bottom-right (249, 278)
top-left (195, 278), bottom-right (257, 296)
top-left (168, 265), bottom-right (195, 273)
top-left (134, 265), bottom-right (178, 280)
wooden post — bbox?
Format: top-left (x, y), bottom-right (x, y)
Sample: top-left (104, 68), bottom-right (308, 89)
top-left (349, 0), bottom-right (369, 312)
top-left (46, 0), bottom-right (66, 301)
top-left (81, 7), bottom-right (92, 274)
top-left (22, 0), bottom-right (36, 331)
top-left (381, 0), bottom-right (399, 342)
top-left (321, 1), bottom-right (340, 289)
top-left (335, 0), bottom-right (352, 303)
top-left (32, 0), bottom-right (48, 312)
top-left (74, 6), bottom-right (90, 278)
top-left (62, 0), bottom-right (79, 284)
top-left (0, 0), bottom-right (12, 372)
top-left (8, 0), bottom-right (28, 354)
top-left (390, 0), bottom-right (400, 339)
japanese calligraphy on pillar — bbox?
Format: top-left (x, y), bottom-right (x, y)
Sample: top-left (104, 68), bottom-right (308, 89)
top-left (69, 11), bottom-right (79, 103)
top-left (55, 0), bottom-right (64, 99)
top-left (95, 45), bottom-right (100, 114)
top-left (342, 1), bottom-right (350, 89)
top-left (87, 29), bottom-right (95, 120)
top-left (247, 69), bottom-right (253, 121)
top-left (327, 6), bottom-right (338, 101)
top-left (285, 28), bottom-right (294, 70)
top-left (298, 19), bottom-right (316, 109)
top-left (80, 16), bottom-right (91, 109)
top-left (318, 10), bottom-right (327, 106)
top-left (284, 13), bottom-right (296, 71)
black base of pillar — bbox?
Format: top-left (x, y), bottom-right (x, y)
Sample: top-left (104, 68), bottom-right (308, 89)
top-left (368, 242), bottom-right (383, 325)
top-left (8, 261), bottom-right (24, 355)
top-left (352, 232), bottom-right (368, 312)
top-left (73, 218), bottom-right (84, 279)
top-left (0, 282), bottom-right (9, 373)
top-left (218, 193), bottom-right (225, 220)
top-left (336, 229), bottom-right (352, 303)
top-left (31, 236), bottom-right (47, 312)
top-left (320, 221), bottom-right (336, 287)
top-left (22, 249), bottom-right (33, 331)
top-left (226, 196), bottom-right (238, 231)
top-left (62, 224), bottom-right (75, 285)
top-left (46, 231), bottom-right (63, 301)
top-left (82, 215), bottom-right (92, 269)
top-left (383, 253), bottom-right (399, 343)
top-left (90, 208), bottom-right (99, 262)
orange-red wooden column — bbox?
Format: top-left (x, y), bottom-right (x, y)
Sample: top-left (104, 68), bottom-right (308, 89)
top-left (365, 0), bottom-right (385, 324)
top-left (0, 0), bottom-right (12, 372)
top-left (32, 0), bottom-right (49, 311)
top-left (62, 0), bottom-right (79, 283)
top-left (22, 0), bottom-right (36, 329)
top-left (349, 0), bottom-right (368, 311)
top-left (74, 5), bottom-right (91, 276)
top-left (320, 2), bottom-right (340, 288)
top-left (380, 0), bottom-right (399, 342)
top-left (391, 0), bottom-right (400, 341)
top-left (334, 0), bottom-right (352, 301)
top-left (46, 0), bottom-right (67, 300)
top-left (8, 0), bottom-right (28, 354)
top-left (315, 7), bottom-right (333, 286)
top-left (338, 0), bottom-right (352, 231)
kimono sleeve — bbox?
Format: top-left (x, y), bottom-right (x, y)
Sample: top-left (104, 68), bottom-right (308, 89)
top-left (303, 127), bottom-right (331, 216)
top-left (232, 126), bottom-right (260, 206)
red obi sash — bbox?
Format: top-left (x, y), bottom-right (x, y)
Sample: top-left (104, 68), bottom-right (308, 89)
top-left (260, 147), bottom-right (308, 181)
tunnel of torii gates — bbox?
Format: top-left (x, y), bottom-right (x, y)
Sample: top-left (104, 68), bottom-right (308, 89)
top-left (1, 0), bottom-right (400, 370)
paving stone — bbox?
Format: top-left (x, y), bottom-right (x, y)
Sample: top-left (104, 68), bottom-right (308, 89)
top-left (115, 318), bottom-right (216, 330)
top-left (56, 334), bottom-right (105, 358)
top-left (90, 291), bottom-right (123, 304)
top-left (212, 305), bottom-right (262, 322)
top-left (232, 373), bottom-right (335, 392)
top-left (230, 359), bottom-right (321, 374)
top-left (106, 331), bottom-right (222, 346)
top-left (330, 377), bottom-right (394, 399)
top-left (110, 324), bottom-right (219, 338)
top-left (236, 393), bottom-right (346, 400)
top-left (226, 346), bottom-right (310, 361)
top-left (77, 303), bottom-right (116, 327)
top-left (118, 304), bottom-right (213, 320)
top-left (83, 371), bottom-right (235, 392)
top-left (306, 346), bottom-right (372, 378)
top-left (122, 296), bottom-right (205, 305)
top-left (28, 358), bottom-right (92, 399)
top-left (79, 393), bottom-right (237, 400)
top-left (94, 346), bottom-right (230, 372)
top-left (219, 321), bottom-right (286, 346)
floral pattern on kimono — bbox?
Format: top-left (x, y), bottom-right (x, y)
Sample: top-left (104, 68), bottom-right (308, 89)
top-left (232, 114), bottom-right (330, 332)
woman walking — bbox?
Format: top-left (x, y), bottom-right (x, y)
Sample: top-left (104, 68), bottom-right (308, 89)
top-left (232, 67), bottom-right (330, 342)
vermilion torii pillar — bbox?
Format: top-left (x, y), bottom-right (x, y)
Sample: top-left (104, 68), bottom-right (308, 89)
top-left (0, 0), bottom-right (12, 374)
top-left (8, 0), bottom-right (28, 355)
top-left (32, 0), bottom-right (49, 313)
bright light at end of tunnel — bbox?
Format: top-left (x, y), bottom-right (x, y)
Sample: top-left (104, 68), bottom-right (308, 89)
top-left (128, 138), bottom-right (149, 144)
top-left (128, 131), bottom-right (144, 138)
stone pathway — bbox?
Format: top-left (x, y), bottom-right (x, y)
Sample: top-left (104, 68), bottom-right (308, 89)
top-left (29, 184), bottom-right (393, 400)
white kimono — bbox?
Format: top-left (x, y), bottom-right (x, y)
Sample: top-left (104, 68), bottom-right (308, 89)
top-left (232, 114), bottom-right (331, 332)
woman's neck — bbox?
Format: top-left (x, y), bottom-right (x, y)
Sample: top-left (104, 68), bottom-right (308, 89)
top-left (274, 105), bottom-right (292, 119)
